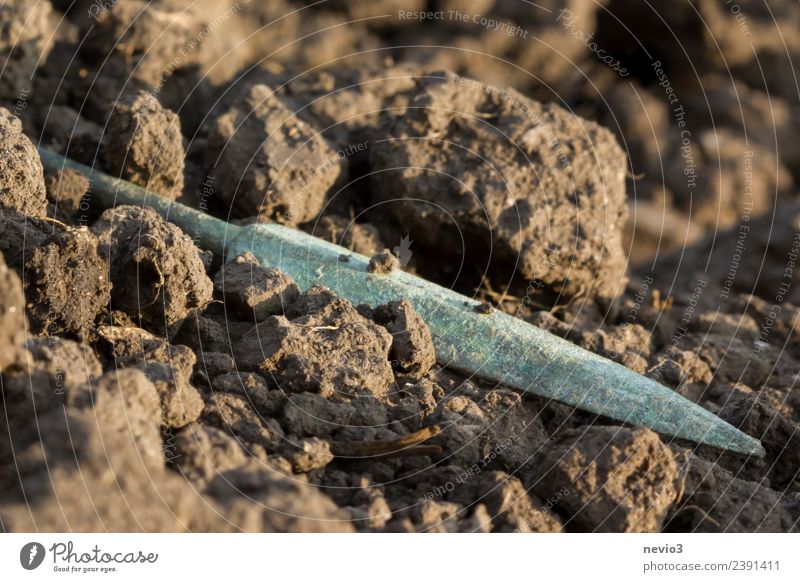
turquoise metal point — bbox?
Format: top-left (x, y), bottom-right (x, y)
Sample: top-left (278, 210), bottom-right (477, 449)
top-left (38, 148), bottom-right (766, 458)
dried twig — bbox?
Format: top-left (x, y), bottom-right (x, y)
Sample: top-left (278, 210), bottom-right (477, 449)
top-left (331, 426), bottom-right (442, 459)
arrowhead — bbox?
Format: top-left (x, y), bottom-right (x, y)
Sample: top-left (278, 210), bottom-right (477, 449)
top-left (237, 223), bottom-right (766, 458)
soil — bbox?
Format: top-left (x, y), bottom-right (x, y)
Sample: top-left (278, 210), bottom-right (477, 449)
top-left (368, 300), bottom-right (437, 381)
top-left (367, 249), bottom-right (400, 274)
top-left (311, 215), bottom-right (384, 256)
top-left (0, 0), bottom-right (52, 100)
top-left (214, 252), bottom-right (299, 321)
top-left (0, 112), bottom-right (48, 217)
top-left (103, 91), bottom-right (186, 199)
top-left (205, 83), bottom-right (344, 224)
top-left (24, 226), bottom-right (111, 337)
top-left (233, 286), bottom-right (396, 398)
top-left (92, 205), bottom-right (214, 335)
top-left (44, 167), bottom-right (90, 222)
top-left (1, 0), bottom-right (799, 534)
top-left (369, 71), bottom-right (629, 302)
top-left (0, 252), bottom-right (27, 371)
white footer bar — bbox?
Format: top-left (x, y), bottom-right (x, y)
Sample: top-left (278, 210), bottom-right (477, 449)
top-left (0, 533), bottom-right (796, 581)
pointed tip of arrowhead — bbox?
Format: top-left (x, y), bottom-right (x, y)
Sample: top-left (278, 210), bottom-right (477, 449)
top-left (735, 435), bottom-right (766, 459)
top-left (704, 418), bottom-right (766, 458)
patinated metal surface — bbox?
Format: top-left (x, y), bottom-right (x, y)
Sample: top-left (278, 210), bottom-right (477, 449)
top-left (38, 148), bottom-right (765, 457)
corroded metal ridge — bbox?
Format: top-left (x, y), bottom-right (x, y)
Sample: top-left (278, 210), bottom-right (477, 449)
top-left (38, 148), bottom-right (766, 457)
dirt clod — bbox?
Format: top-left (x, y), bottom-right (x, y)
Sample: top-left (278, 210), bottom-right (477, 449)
top-left (4, 1), bottom-right (800, 535)
top-left (284, 437), bottom-right (334, 473)
top-left (234, 286), bottom-right (394, 398)
top-left (369, 300), bottom-right (436, 380)
top-left (44, 168), bottom-right (90, 223)
top-left (531, 427), bottom-right (681, 532)
top-left (0, 252), bottom-right (27, 371)
top-left (368, 249), bottom-right (399, 274)
top-left (201, 392), bottom-right (284, 453)
top-left (204, 460), bottom-right (355, 532)
top-left (103, 91), bottom-right (185, 199)
top-left (205, 83), bottom-right (342, 223)
top-left (0, 108), bottom-right (47, 217)
top-left (24, 227), bottom-right (111, 336)
top-left (717, 393), bottom-right (800, 492)
top-left (370, 72), bottom-right (628, 301)
top-left (214, 252), bottom-right (299, 321)
top-left (211, 371), bottom-right (286, 417)
top-left (139, 361), bottom-right (205, 429)
top-left (670, 454), bottom-right (798, 532)
top-left (0, 210), bottom-right (56, 273)
top-left (283, 393), bottom-right (355, 438)
top-left (314, 215), bottom-right (384, 256)
top-left (81, 0), bottom-right (196, 89)
top-left (92, 206), bottom-right (213, 333)
top-left (478, 471), bottom-right (563, 533)
top-left (0, 1), bottom-right (52, 99)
